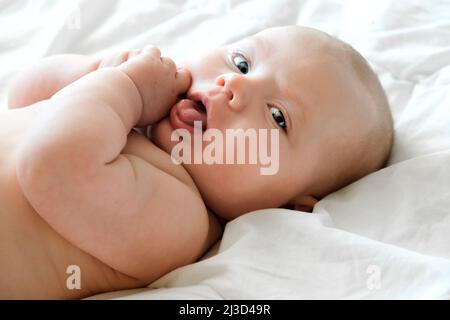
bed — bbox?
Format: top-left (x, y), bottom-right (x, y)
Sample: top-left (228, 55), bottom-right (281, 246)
top-left (1, 0), bottom-right (449, 299)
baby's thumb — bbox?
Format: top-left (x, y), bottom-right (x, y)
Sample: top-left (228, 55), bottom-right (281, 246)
top-left (175, 67), bottom-right (192, 95)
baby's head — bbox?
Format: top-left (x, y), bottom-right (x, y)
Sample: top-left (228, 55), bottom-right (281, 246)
top-left (152, 25), bottom-right (393, 220)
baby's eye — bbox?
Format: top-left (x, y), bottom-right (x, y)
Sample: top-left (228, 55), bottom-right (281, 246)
top-left (232, 53), bottom-right (249, 74)
top-left (270, 106), bottom-right (287, 130)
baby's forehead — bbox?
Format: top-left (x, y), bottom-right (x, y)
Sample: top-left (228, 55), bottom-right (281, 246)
top-left (255, 26), bottom-right (336, 53)
top-left (232, 28), bottom-right (342, 75)
top-left (228, 27), bottom-right (355, 107)
top-left (241, 29), bottom-right (343, 79)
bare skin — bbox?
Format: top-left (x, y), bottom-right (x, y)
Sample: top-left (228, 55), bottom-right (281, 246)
top-left (153, 26), bottom-right (379, 219)
top-left (1, 49), bottom-right (223, 299)
top-left (0, 26), bottom-right (382, 299)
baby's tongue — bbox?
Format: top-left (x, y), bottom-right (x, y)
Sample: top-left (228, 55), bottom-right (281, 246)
top-left (174, 99), bottom-right (207, 130)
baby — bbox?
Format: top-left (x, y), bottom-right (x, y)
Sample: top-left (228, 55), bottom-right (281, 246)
top-left (0, 26), bottom-right (393, 299)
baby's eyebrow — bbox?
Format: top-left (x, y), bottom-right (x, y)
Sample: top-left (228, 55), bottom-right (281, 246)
top-left (250, 35), bottom-right (268, 57)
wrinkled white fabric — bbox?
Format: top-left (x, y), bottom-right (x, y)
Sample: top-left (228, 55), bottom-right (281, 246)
top-left (1, 0), bottom-right (449, 299)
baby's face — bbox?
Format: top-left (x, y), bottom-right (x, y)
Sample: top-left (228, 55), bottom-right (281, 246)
top-left (152, 26), bottom-right (373, 220)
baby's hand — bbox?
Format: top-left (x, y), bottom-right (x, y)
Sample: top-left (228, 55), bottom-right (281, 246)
top-left (106, 46), bottom-right (191, 127)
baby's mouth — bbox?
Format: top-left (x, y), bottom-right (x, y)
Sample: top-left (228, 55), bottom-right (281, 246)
top-left (194, 99), bottom-right (207, 117)
top-left (169, 97), bottom-right (207, 132)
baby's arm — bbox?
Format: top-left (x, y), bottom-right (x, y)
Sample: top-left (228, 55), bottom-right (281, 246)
top-left (7, 54), bottom-right (101, 108)
top-left (16, 48), bottom-right (214, 282)
top-left (8, 51), bottom-right (138, 109)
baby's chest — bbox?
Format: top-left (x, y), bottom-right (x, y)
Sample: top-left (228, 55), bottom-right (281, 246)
top-left (122, 129), bottom-right (199, 193)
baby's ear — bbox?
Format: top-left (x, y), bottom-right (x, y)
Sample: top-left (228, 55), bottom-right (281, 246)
top-left (288, 194), bottom-right (318, 213)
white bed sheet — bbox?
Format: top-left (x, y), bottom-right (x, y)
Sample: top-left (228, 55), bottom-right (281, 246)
top-left (1, 0), bottom-right (450, 299)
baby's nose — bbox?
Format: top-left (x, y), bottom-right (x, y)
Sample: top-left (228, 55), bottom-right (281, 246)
top-left (215, 74), bottom-right (248, 112)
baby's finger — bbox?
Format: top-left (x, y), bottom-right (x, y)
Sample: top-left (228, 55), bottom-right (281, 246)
top-left (98, 55), bottom-right (115, 68)
top-left (161, 56), bottom-right (176, 71)
top-left (175, 68), bottom-right (192, 95)
top-left (99, 51), bottom-right (129, 68)
top-left (127, 49), bottom-right (142, 59)
top-left (142, 45), bottom-right (161, 57)
top-left (113, 51), bottom-right (130, 66)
